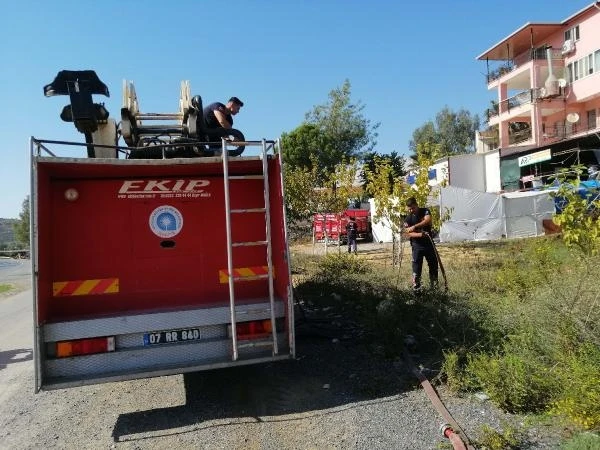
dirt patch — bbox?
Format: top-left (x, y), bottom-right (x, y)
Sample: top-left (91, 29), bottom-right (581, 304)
top-left (0, 281), bottom-right (29, 299)
top-left (292, 240), bottom-right (407, 263)
top-left (292, 240), bottom-right (501, 269)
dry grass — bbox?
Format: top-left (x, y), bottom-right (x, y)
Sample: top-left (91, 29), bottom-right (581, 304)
top-left (0, 283), bottom-right (13, 295)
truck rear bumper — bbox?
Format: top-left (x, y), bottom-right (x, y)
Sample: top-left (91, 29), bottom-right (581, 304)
top-left (38, 299), bottom-right (291, 390)
top-left (43, 338), bottom-right (292, 390)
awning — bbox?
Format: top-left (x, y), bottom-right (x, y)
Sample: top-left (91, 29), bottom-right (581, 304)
top-left (500, 134), bottom-right (600, 158)
top-left (477, 3), bottom-right (597, 61)
top-left (500, 145), bottom-right (537, 158)
top-left (477, 23), bottom-right (562, 61)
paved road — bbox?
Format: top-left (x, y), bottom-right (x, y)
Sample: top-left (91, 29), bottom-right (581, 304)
top-left (0, 258), bottom-right (31, 290)
top-left (0, 259), bottom-right (33, 370)
top-left (0, 260), bottom-right (36, 447)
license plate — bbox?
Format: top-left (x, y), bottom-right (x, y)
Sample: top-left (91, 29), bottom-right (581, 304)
top-left (143, 328), bottom-right (202, 346)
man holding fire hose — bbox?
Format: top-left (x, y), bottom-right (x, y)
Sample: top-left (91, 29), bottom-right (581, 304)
top-left (403, 197), bottom-right (439, 292)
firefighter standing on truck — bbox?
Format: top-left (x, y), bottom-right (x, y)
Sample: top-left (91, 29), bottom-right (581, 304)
top-left (346, 216), bottom-right (358, 254)
top-left (403, 197), bottom-right (438, 292)
top-left (203, 97), bottom-right (244, 130)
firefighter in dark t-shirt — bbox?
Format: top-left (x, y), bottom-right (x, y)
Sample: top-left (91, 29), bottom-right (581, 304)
top-left (202, 97), bottom-right (244, 151)
top-left (346, 216), bottom-right (358, 254)
top-left (403, 197), bottom-right (438, 291)
top-left (203, 96), bottom-right (244, 130)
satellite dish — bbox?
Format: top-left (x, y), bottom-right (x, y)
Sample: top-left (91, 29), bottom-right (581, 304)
top-left (558, 78), bottom-right (567, 88)
top-left (566, 112), bottom-right (580, 123)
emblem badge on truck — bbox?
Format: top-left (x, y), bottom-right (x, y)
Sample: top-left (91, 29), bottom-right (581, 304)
top-left (149, 205), bottom-right (184, 238)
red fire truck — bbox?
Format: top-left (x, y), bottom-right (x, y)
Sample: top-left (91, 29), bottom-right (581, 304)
top-left (313, 208), bottom-right (372, 244)
top-left (31, 71), bottom-right (295, 391)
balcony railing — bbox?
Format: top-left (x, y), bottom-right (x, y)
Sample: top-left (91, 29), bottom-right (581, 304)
top-left (514, 47), bottom-right (563, 66)
top-left (486, 63), bottom-right (514, 84)
top-left (479, 121), bottom-right (598, 149)
top-left (486, 88), bottom-right (566, 121)
top-left (481, 137), bottom-right (500, 150)
top-left (487, 89), bottom-right (537, 120)
top-left (543, 122), bottom-right (600, 141)
top-left (509, 128), bottom-right (532, 145)
top-left (506, 90), bottom-right (535, 110)
top-left (476, 131), bottom-right (530, 148)
top-left (478, 128), bottom-right (500, 150)
top-left (477, 127), bottom-right (533, 148)
top-left (486, 106), bottom-right (499, 120)
top-left (486, 48), bottom-right (564, 84)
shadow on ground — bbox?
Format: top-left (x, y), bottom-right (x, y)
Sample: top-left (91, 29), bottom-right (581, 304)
top-left (0, 348), bottom-right (33, 370)
top-left (112, 321), bottom-right (412, 442)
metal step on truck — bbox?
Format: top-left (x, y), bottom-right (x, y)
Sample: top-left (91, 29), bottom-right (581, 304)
top-left (31, 70), bottom-right (295, 391)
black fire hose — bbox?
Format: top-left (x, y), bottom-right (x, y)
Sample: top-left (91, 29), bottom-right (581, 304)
top-left (403, 228), bottom-right (449, 292)
top-left (424, 232), bottom-right (448, 292)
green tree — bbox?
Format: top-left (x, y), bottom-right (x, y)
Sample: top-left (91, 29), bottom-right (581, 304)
top-left (362, 151), bottom-right (406, 193)
top-left (280, 123), bottom-right (327, 173)
top-left (550, 166), bottom-right (600, 257)
top-left (365, 143), bottom-right (444, 265)
top-left (13, 196), bottom-right (30, 247)
top-left (284, 156), bottom-right (363, 234)
top-left (409, 107), bottom-right (480, 160)
top-left (282, 79), bottom-right (379, 179)
top-left (283, 157), bottom-right (322, 224)
top-left (410, 121), bottom-right (438, 159)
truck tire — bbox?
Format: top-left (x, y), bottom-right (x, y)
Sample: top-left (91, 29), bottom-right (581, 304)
top-left (205, 128), bottom-right (246, 156)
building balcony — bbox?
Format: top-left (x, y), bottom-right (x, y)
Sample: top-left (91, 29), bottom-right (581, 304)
top-left (487, 88), bottom-right (566, 126)
top-left (541, 122), bottom-right (600, 145)
top-left (475, 127), bottom-right (533, 151)
top-left (477, 128), bottom-right (500, 152)
top-left (486, 63), bottom-right (514, 84)
top-left (509, 128), bottom-right (532, 145)
top-left (486, 48), bottom-right (564, 89)
top-left (487, 89), bottom-right (537, 125)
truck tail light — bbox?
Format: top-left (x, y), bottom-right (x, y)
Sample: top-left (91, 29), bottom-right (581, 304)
top-left (54, 337), bottom-right (115, 358)
top-left (233, 320), bottom-right (273, 340)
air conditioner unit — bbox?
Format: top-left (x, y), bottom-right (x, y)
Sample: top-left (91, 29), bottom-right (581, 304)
top-left (562, 39), bottom-right (575, 55)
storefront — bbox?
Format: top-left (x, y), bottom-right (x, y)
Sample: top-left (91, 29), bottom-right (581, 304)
top-left (499, 135), bottom-right (600, 191)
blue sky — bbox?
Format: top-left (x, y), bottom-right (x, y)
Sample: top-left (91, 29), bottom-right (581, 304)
top-left (0, 0), bottom-right (591, 218)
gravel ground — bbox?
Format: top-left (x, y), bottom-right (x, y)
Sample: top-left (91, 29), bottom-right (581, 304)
top-left (0, 257), bottom-right (565, 449)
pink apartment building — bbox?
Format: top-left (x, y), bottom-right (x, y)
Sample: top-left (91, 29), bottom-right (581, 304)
top-left (477, 2), bottom-right (600, 191)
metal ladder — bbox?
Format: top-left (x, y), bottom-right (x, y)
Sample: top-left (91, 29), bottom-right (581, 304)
top-left (222, 139), bottom-right (278, 361)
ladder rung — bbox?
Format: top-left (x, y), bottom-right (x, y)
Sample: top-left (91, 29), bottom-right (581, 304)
top-left (232, 274), bottom-right (269, 282)
top-left (238, 339), bottom-right (274, 349)
top-left (232, 241), bottom-right (267, 247)
top-left (231, 208), bottom-right (266, 214)
top-left (228, 175), bottom-right (264, 180)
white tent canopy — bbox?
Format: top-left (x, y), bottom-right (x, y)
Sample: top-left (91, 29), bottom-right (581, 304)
top-left (439, 186), bottom-right (555, 243)
top-left (368, 198), bottom-right (398, 243)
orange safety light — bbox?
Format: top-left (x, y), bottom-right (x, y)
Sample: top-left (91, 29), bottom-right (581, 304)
top-left (55, 336), bottom-right (115, 358)
top-left (235, 320), bottom-right (273, 340)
